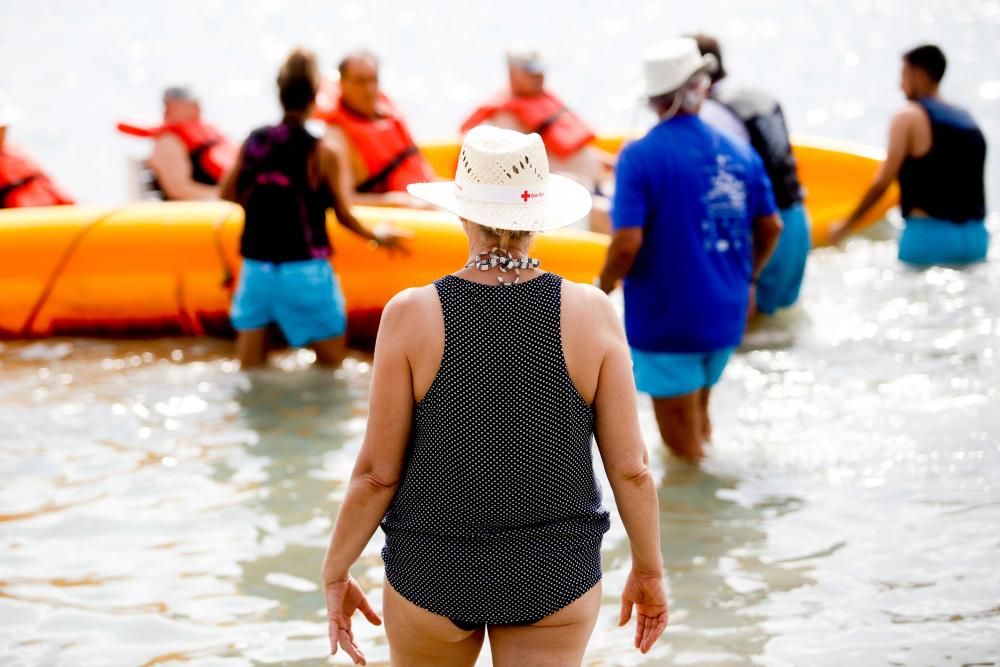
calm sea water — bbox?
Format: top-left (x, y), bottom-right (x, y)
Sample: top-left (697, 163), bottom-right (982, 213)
top-left (1, 1), bottom-right (999, 666)
top-left (0, 0), bottom-right (998, 204)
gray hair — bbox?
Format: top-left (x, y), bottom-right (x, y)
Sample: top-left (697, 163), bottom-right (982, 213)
top-left (163, 85), bottom-right (198, 104)
top-left (338, 49), bottom-right (380, 78)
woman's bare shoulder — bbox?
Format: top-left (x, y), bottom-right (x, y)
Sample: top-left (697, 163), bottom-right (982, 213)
top-left (561, 279), bottom-right (619, 327)
top-left (377, 284), bottom-right (443, 346)
top-left (560, 278), bottom-right (624, 353)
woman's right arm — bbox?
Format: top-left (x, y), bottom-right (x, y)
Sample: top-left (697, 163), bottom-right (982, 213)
top-left (318, 141), bottom-right (379, 243)
top-left (590, 291), bottom-right (668, 653)
top-left (321, 291), bottom-right (418, 664)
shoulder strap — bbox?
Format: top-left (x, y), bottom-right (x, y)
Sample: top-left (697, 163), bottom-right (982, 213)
top-left (355, 144), bottom-right (420, 193)
top-left (0, 174), bottom-right (39, 208)
top-left (531, 106), bottom-right (568, 136)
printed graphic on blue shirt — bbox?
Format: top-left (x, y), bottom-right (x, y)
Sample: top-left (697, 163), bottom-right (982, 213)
top-left (701, 154), bottom-right (751, 256)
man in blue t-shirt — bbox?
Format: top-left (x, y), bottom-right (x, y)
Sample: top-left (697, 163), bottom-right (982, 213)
top-left (598, 38), bottom-right (783, 463)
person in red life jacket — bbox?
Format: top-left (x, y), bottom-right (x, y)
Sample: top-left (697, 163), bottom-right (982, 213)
top-left (219, 48), bottom-right (406, 369)
top-left (0, 94), bottom-right (74, 208)
top-left (829, 44), bottom-right (988, 266)
top-left (460, 50), bottom-right (615, 232)
top-left (317, 50), bottom-right (434, 208)
top-left (118, 86), bottom-right (237, 201)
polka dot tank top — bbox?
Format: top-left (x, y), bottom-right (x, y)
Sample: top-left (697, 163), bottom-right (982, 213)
top-left (380, 272), bottom-right (611, 625)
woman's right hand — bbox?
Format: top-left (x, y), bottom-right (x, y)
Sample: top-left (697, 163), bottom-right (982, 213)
top-left (619, 569), bottom-right (669, 654)
top-left (324, 574), bottom-right (382, 665)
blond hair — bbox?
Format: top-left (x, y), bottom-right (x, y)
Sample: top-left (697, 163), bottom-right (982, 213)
top-left (471, 222), bottom-right (534, 253)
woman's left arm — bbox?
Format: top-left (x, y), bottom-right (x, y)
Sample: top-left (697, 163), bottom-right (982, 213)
top-left (321, 291), bottom-right (416, 662)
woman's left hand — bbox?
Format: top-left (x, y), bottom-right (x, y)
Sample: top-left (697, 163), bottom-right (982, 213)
top-left (324, 574), bottom-right (382, 665)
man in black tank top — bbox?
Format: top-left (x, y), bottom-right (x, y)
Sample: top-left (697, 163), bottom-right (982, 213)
top-left (829, 44), bottom-right (989, 266)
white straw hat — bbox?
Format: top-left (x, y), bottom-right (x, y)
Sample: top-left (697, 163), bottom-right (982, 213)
top-left (642, 38), bottom-right (718, 98)
top-left (407, 126), bottom-right (592, 232)
top-left (0, 92), bottom-right (23, 127)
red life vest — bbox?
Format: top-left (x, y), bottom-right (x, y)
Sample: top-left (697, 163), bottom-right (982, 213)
top-left (460, 89), bottom-right (596, 159)
top-left (313, 80), bottom-right (434, 193)
top-left (0, 144), bottom-right (74, 208)
top-left (117, 119), bottom-right (237, 185)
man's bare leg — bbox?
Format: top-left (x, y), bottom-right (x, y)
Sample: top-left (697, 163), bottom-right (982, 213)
top-left (312, 335), bottom-right (348, 367)
top-left (651, 392), bottom-right (706, 462)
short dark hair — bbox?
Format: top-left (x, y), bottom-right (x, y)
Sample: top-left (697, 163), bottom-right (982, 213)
top-left (690, 33), bottom-right (726, 84)
top-left (277, 48), bottom-right (319, 112)
top-left (903, 44), bottom-right (947, 83)
top-left (338, 50), bottom-right (379, 79)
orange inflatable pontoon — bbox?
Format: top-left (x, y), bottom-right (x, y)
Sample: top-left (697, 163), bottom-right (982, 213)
top-left (0, 135), bottom-right (896, 342)
top-left (0, 202), bottom-right (607, 343)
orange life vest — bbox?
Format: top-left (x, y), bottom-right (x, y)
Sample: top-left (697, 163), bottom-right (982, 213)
top-left (117, 119), bottom-right (237, 185)
top-left (313, 80), bottom-right (434, 193)
top-left (0, 144), bottom-right (74, 208)
top-left (460, 89), bottom-right (596, 159)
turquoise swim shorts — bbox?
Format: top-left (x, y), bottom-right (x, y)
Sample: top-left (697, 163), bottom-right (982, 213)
top-left (630, 347), bottom-right (736, 398)
top-left (898, 217), bottom-right (989, 266)
top-left (230, 258), bottom-right (347, 346)
top-left (756, 202), bottom-right (811, 314)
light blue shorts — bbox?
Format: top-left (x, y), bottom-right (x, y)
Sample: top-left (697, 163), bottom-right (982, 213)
top-left (230, 258), bottom-right (347, 347)
top-left (899, 217), bottom-right (989, 266)
top-left (756, 202), bottom-right (811, 315)
top-left (630, 347), bottom-right (736, 398)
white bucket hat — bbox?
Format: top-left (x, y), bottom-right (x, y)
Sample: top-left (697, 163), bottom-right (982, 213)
top-left (642, 37), bottom-right (718, 98)
top-left (0, 92), bottom-right (23, 127)
top-left (407, 126), bottom-right (592, 232)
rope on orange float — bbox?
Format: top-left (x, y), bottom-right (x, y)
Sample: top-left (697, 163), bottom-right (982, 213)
top-left (177, 203), bottom-right (239, 336)
top-left (212, 204), bottom-right (238, 291)
top-left (19, 209), bottom-right (121, 337)
top-left (174, 273), bottom-right (204, 337)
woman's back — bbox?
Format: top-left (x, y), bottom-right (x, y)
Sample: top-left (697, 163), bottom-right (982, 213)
top-left (381, 272), bottom-right (611, 625)
top-left (321, 125), bottom-right (667, 666)
top-left (236, 122), bottom-right (333, 263)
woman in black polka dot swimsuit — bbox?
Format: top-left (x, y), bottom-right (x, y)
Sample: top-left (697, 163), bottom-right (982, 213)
top-left (322, 127), bottom-right (668, 666)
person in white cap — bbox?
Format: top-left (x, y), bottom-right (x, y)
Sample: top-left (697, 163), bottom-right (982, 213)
top-left (460, 49), bottom-right (615, 232)
top-left (321, 126), bottom-right (668, 665)
top-left (598, 38), bottom-right (783, 463)
top-left (0, 93), bottom-right (74, 208)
